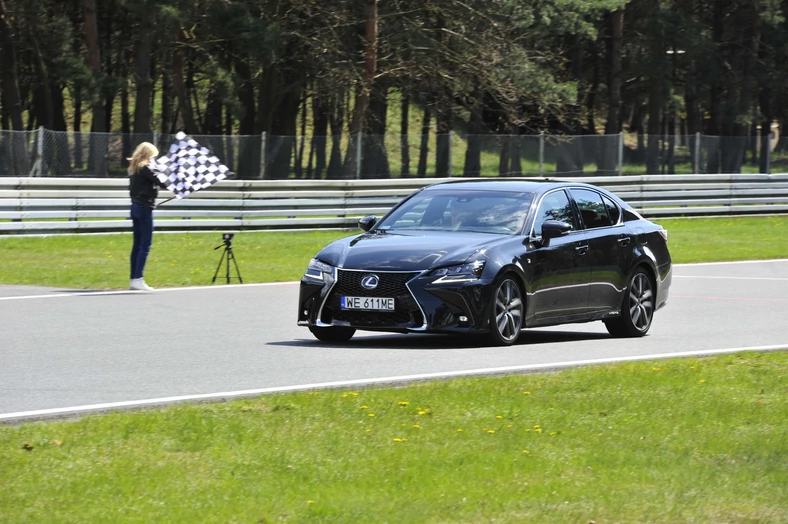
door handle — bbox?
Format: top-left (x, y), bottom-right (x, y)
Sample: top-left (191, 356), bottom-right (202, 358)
top-left (575, 245), bottom-right (589, 255)
top-left (617, 236), bottom-right (631, 247)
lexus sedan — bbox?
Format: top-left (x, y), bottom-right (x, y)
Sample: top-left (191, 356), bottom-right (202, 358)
top-left (297, 179), bottom-right (671, 345)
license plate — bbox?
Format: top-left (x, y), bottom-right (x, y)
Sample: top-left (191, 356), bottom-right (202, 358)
top-left (341, 296), bottom-right (395, 311)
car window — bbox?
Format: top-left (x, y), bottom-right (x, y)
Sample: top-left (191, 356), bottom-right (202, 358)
top-left (532, 190), bottom-right (574, 236)
top-left (378, 190), bottom-right (533, 235)
top-left (570, 188), bottom-right (612, 229)
top-left (602, 194), bottom-right (621, 225)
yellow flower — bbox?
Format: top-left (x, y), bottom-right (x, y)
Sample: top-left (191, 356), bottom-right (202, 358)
top-left (413, 424), bottom-right (420, 429)
top-left (507, 424), bottom-right (513, 428)
top-left (307, 500), bottom-right (315, 504)
top-left (360, 405), bottom-right (368, 409)
top-left (533, 425), bottom-right (541, 429)
top-left (523, 391), bottom-right (531, 395)
top-left (523, 450), bottom-right (530, 454)
top-left (487, 430), bottom-right (495, 434)
top-left (496, 415), bottom-right (503, 419)
top-left (368, 413), bottom-right (375, 417)
top-left (398, 401), bottom-right (409, 406)
top-left (652, 367), bottom-right (660, 371)
top-left (699, 379), bottom-right (706, 383)
top-left (418, 410), bottom-right (427, 415)
top-left (550, 432), bottom-right (557, 436)
top-left (393, 438), bottom-right (402, 442)
top-left (535, 428), bottom-right (543, 433)
top-left (457, 429), bottom-right (463, 432)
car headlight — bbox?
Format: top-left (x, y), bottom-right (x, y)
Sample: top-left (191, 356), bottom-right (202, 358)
top-left (430, 260), bottom-right (486, 283)
top-left (304, 258), bottom-right (334, 281)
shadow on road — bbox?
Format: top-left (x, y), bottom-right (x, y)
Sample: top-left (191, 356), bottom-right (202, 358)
top-left (274, 329), bottom-right (611, 350)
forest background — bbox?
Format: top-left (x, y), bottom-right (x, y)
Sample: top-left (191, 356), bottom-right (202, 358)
top-left (1, 0), bottom-right (788, 180)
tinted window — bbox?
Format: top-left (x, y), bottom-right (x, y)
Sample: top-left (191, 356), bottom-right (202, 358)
top-left (602, 194), bottom-right (621, 224)
top-left (532, 190), bottom-right (574, 236)
top-left (571, 188), bottom-right (612, 229)
top-left (378, 190), bottom-right (533, 235)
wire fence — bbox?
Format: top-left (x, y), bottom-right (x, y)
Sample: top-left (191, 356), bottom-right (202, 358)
top-left (0, 127), bottom-right (785, 179)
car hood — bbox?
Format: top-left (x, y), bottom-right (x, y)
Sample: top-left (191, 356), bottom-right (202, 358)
top-left (315, 230), bottom-right (514, 271)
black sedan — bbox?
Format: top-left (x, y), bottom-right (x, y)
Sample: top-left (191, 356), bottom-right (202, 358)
top-left (297, 180), bottom-right (672, 345)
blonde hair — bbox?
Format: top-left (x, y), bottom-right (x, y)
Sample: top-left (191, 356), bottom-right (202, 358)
top-left (127, 142), bottom-right (159, 175)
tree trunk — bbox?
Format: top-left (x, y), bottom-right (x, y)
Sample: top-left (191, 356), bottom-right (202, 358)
top-left (463, 88), bottom-right (484, 177)
top-left (602, 9), bottom-right (623, 173)
top-left (0, 0), bottom-right (27, 176)
top-left (327, 94), bottom-right (345, 180)
top-left (172, 27), bottom-right (199, 134)
top-left (400, 92), bottom-right (410, 177)
top-left (132, 9), bottom-right (156, 137)
top-left (311, 91), bottom-right (329, 179)
top-left (361, 82), bottom-right (390, 178)
top-left (435, 96), bottom-right (451, 177)
top-left (83, 0), bottom-right (108, 176)
top-left (417, 104), bottom-right (431, 177)
top-left (344, 0), bottom-right (378, 178)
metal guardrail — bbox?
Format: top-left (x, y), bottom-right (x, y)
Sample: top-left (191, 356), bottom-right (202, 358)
top-left (1, 174), bottom-right (787, 235)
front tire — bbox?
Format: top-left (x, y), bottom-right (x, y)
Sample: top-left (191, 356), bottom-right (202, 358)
top-left (309, 326), bottom-right (356, 342)
top-left (605, 268), bottom-right (654, 338)
top-left (487, 276), bottom-right (524, 346)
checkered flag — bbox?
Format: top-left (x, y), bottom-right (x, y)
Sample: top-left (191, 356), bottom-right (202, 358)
top-left (150, 131), bottom-right (231, 199)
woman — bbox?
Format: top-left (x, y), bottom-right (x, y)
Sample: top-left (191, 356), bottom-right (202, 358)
top-left (128, 142), bottom-right (169, 291)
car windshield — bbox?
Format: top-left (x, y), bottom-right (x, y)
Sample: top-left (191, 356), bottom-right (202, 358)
top-left (376, 189), bottom-right (534, 235)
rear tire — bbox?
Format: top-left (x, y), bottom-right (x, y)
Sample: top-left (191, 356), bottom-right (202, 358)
top-left (487, 275), bottom-right (524, 346)
top-left (309, 326), bottom-right (356, 342)
top-left (605, 268), bottom-right (654, 338)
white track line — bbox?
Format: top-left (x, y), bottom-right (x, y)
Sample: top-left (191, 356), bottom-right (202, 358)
top-left (0, 281), bottom-right (299, 301)
top-left (2, 344), bottom-right (785, 422)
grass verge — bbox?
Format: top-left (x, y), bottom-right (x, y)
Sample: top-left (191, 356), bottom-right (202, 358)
top-left (2, 352), bottom-right (787, 522)
top-left (0, 215), bottom-right (786, 289)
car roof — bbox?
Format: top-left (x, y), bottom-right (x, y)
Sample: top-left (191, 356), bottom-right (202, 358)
top-left (421, 178), bottom-right (597, 195)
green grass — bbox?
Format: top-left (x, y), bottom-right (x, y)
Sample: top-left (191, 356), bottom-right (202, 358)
top-left (0, 230), bottom-right (350, 289)
top-left (2, 215), bottom-right (787, 521)
top-left (2, 352), bottom-right (787, 522)
top-left (0, 215), bottom-right (786, 289)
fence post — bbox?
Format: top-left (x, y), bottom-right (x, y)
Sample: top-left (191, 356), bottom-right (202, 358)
top-left (539, 131), bottom-right (545, 177)
top-left (355, 131), bottom-right (362, 179)
top-left (766, 129), bottom-right (772, 174)
top-left (694, 132), bottom-right (700, 174)
top-left (618, 132), bottom-right (623, 176)
top-left (260, 131), bottom-right (267, 179)
top-left (153, 130), bottom-right (159, 149)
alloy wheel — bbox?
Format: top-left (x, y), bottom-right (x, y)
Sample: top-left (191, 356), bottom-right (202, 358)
top-left (493, 278), bottom-right (523, 344)
top-left (628, 272), bottom-right (654, 332)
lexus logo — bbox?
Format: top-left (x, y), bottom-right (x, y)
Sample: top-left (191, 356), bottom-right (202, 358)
top-left (360, 275), bottom-right (380, 290)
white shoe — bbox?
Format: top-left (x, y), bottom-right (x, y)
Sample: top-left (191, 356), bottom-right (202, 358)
top-left (130, 278), bottom-right (154, 291)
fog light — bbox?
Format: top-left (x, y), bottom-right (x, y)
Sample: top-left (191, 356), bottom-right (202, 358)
top-left (458, 316), bottom-right (468, 323)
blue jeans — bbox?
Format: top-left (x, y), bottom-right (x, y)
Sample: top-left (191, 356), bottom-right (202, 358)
top-left (130, 202), bottom-right (154, 280)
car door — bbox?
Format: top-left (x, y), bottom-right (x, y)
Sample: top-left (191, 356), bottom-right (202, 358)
top-left (569, 188), bottom-right (634, 315)
top-left (525, 189), bottom-right (591, 323)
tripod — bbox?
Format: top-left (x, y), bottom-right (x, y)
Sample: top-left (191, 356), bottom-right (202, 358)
top-left (212, 235), bottom-right (243, 284)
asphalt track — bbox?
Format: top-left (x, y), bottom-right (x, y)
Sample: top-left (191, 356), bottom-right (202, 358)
top-left (1, 260), bottom-right (787, 422)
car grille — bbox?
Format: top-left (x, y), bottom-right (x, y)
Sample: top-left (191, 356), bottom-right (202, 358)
top-left (324, 270), bottom-right (423, 328)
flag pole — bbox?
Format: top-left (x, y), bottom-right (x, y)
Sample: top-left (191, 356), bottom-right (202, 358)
top-left (157, 196), bottom-right (176, 207)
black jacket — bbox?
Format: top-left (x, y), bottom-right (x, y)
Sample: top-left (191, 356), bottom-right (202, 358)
top-left (129, 166), bottom-right (168, 208)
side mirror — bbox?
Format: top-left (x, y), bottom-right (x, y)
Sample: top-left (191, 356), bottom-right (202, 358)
top-left (358, 215), bottom-right (377, 232)
top-left (541, 220), bottom-right (573, 240)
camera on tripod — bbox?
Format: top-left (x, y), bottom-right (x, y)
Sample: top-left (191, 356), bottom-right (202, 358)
top-left (212, 232), bottom-right (242, 284)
